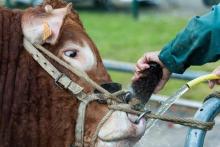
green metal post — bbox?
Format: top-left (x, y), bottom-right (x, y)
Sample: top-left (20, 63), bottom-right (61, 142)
top-left (5, 0), bottom-right (12, 8)
top-left (132, 0), bottom-right (139, 19)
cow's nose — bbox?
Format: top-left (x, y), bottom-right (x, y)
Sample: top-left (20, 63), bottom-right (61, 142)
top-left (94, 82), bottom-right (122, 93)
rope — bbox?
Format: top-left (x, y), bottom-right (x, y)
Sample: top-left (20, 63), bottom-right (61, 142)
top-left (35, 43), bottom-right (215, 131)
top-left (109, 104), bottom-right (214, 131)
top-left (34, 44), bottom-right (122, 103)
top-left (32, 43), bottom-right (215, 145)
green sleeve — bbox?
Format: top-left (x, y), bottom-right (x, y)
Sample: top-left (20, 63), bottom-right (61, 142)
top-left (159, 4), bottom-right (220, 74)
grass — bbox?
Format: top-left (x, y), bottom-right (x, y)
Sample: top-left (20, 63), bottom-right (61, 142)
top-left (80, 11), bottom-right (187, 62)
top-left (79, 10), bottom-right (220, 101)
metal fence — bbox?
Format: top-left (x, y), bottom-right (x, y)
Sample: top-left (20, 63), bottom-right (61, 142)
top-left (103, 59), bottom-right (210, 81)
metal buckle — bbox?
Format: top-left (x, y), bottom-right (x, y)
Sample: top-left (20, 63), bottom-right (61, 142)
top-left (96, 94), bottom-right (108, 104)
top-left (135, 109), bottom-right (151, 124)
top-left (55, 73), bottom-right (65, 89)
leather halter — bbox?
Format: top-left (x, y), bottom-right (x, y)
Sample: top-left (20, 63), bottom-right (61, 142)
top-left (23, 38), bottom-right (100, 147)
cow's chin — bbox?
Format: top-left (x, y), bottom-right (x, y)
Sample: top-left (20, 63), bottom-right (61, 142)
top-left (96, 111), bottom-right (146, 147)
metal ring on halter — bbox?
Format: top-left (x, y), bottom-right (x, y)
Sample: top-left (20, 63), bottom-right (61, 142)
top-left (135, 110), bottom-right (151, 124)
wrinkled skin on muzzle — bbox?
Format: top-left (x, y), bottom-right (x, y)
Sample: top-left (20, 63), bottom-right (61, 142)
top-left (94, 83), bottom-right (146, 147)
top-left (97, 111), bottom-right (146, 147)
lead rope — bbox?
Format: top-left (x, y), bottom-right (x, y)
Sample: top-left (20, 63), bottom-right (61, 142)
top-left (33, 41), bottom-right (215, 133)
top-left (109, 104), bottom-right (214, 131)
top-left (24, 39), bottom-right (215, 147)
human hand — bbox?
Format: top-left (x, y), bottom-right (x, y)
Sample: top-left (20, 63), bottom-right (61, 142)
top-left (132, 51), bottom-right (171, 93)
top-left (208, 66), bottom-right (220, 89)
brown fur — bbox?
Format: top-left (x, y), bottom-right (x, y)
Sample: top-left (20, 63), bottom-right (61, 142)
top-left (0, 2), bottom-right (111, 147)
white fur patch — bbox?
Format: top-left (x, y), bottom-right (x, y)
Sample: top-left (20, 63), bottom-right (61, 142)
top-left (97, 111), bottom-right (146, 147)
top-left (60, 41), bottom-right (96, 71)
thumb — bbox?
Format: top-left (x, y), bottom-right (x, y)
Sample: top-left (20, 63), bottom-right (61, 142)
top-left (208, 80), bottom-right (215, 89)
top-left (154, 78), bottom-right (168, 93)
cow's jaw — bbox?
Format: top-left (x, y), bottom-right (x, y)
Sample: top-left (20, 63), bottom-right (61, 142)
top-left (96, 111), bottom-right (146, 147)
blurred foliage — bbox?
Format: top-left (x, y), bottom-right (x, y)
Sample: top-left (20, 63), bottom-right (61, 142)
top-left (80, 11), bottom-right (220, 101)
top-left (80, 11), bottom-right (187, 62)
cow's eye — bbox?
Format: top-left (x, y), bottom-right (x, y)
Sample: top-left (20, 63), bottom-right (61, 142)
top-left (64, 50), bottom-right (78, 58)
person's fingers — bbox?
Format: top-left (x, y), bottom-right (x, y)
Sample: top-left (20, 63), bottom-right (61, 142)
top-left (154, 76), bottom-right (170, 93)
top-left (132, 73), bottom-right (138, 81)
top-left (136, 58), bottom-right (150, 71)
top-left (131, 76), bottom-right (136, 81)
top-left (136, 57), bottom-right (145, 66)
top-left (133, 51), bottom-right (169, 92)
top-left (136, 51), bottom-right (162, 72)
top-left (144, 51), bottom-right (164, 67)
top-left (135, 64), bottom-right (149, 72)
top-left (154, 80), bottom-right (165, 93)
top-left (208, 80), bottom-right (215, 89)
top-left (135, 66), bottom-right (141, 72)
top-left (131, 72), bottom-right (143, 81)
top-left (154, 70), bottom-right (171, 93)
top-left (208, 66), bottom-right (220, 88)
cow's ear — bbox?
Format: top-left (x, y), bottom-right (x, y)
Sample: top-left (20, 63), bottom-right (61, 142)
top-left (22, 3), bottom-right (72, 45)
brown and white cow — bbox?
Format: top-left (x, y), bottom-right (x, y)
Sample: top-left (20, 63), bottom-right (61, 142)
top-left (0, 1), bottom-right (146, 146)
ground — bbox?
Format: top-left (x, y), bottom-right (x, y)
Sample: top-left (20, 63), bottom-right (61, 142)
top-left (135, 119), bottom-right (220, 147)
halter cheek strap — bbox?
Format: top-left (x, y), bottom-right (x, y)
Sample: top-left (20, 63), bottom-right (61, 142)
top-left (23, 38), bottom-right (98, 147)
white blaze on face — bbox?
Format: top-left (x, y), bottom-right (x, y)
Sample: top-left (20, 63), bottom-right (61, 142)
top-left (59, 40), bottom-right (97, 71)
top-left (97, 111), bottom-right (146, 147)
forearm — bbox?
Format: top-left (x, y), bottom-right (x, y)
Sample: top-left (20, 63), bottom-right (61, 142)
top-left (159, 4), bottom-right (220, 74)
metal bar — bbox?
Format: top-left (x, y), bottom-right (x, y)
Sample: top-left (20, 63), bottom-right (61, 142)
top-left (184, 97), bottom-right (220, 147)
top-left (132, 0), bottom-right (139, 19)
top-left (103, 59), bottom-right (209, 81)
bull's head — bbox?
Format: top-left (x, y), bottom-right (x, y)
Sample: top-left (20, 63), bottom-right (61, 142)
top-left (21, 1), bottom-right (146, 146)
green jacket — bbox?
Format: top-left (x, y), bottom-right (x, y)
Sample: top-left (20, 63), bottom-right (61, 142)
top-left (159, 4), bottom-right (220, 74)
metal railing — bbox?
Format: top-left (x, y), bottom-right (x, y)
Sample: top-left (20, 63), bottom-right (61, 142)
top-left (103, 59), bottom-right (220, 147)
top-left (185, 97), bottom-right (220, 147)
top-left (103, 59), bottom-right (210, 81)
